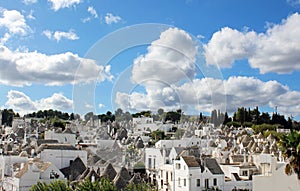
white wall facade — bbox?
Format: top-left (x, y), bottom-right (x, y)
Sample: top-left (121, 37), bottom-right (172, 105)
top-left (40, 149), bottom-right (87, 169)
top-left (44, 130), bottom-right (76, 146)
top-left (253, 164), bottom-right (300, 191)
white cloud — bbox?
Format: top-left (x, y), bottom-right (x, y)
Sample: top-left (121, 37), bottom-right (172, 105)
top-left (42, 29), bottom-right (79, 42)
top-left (0, 45), bottom-right (112, 86)
top-left (42, 30), bottom-right (52, 39)
top-left (116, 76), bottom-right (300, 117)
top-left (88, 6), bottom-right (98, 18)
top-left (81, 6), bottom-right (98, 23)
top-left (6, 90), bottom-right (36, 112)
top-left (98, 103), bottom-right (105, 109)
top-left (116, 27), bottom-right (198, 112)
top-left (204, 27), bottom-right (256, 68)
top-left (22, 0), bottom-right (38, 5)
top-left (81, 17), bottom-right (91, 23)
top-left (131, 27), bottom-right (197, 87)
top-left (104, 13), bottom-right (121, 24)
top-left (39, 93), bottom-right (73, 111)
top-left (6, 90), bottom-right (72, 114)
top-left (0, 9), bottom-right (31, 36)
top-left (27, 10), bottom-right (35, 20)
top-left (287, 0), bottom-right (300, 6)
top-left (204, 13), bottom-right (300, 74)
top-left (48, 0), bottom-right (81, 11)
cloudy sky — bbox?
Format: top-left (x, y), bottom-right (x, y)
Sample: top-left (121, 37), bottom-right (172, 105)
top-left (1, 0), bottom-right (300, 119)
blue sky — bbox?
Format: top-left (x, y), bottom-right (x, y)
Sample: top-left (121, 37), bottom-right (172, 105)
top-left (0, 0), bottom-right (300, 119)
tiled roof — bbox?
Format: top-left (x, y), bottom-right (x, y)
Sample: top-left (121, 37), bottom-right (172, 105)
top-left (62, 128), bottom-right (74, 134)
top-left (204, 158), bottom-right (224, 175)
top-left (118, 167), bottom-right (131, 182)
top-left (37, 143), bottom-right (77, 153)
top-left (15, 159), bottom-right (51, 178)
top-left (37, 139), bottom-right (59, 146)
top-left (182, 156), bottom-right (200, 167)
top-left (114, 173), bottom-right (127, 190)
top-left (101, 163), bottom-right (117, 181)
top-left (60, 156), bottom-right (86, 181)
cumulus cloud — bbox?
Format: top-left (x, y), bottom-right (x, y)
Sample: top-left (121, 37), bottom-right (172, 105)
top-left (116, 27), bottom-right (198, 112)
top-left (0, 9), bottom-right (31, 43)
top-left (82, 6), bottom-right (98, 23)
top-left (88, 6), bottom-right (98, 18)
top-left (0, 45), bottom-right (112, 86)
top-left (22, 0), bottom-right (38, 5)
top-left (131, 27), bottom-right (198, 87)
top-left (6, 90), bottom-right (36, 112)
top-left (204, 12), bottom-right (300, 74)
top-left (48, 0), bottom-right (81, 11)
top-left (204, 27), bottom-right (257, 68)
top-left (104, 13), bottom-right (121, 24)
top-left (116, 76), bottom-right (300, 117)
top-left (115, 27), bottom-right (200, 112)
top-left (42, 29), bottom-right (79, 42)
top-left (39, 93), bottom-right (73, 111)
top-left (287, 0), bottom-right (300, 6)
top-left (6, 90), bottom-right (72, 114)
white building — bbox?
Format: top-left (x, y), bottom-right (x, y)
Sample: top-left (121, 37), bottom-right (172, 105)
top-left (155, 137), bottom-right (208, 149)
top-left (0, 155), bottom-right (28, 181)
top-left (44, 129), bottom-right (76, 146)
top-left (38, 144), bottom-right (87, 169)
top-left (253, 160), bottom-right (300, 191)
top-left (2, 158), bottom-right (64, 191)
top-left (158, 156), bottom-right (225, 191)
top-left (133, 117), bottom-right (153, 125)
top-left (220, 164), bottom-right (253, 190)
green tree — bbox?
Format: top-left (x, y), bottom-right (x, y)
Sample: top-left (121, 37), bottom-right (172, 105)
top-left (271, 113), bottom-right (287, 127)
top-left (234, 107), bottom-right (246, 125)
top-left (251, 124), bottom-right (277, 134)
top-left (165, 111), bottom-right (181, 123)
top-left (1, 108), bottom-right (15, 126)
top-left (84, 112), bottom-right (94, 122)
top-left (70, 113), bottom-right (75, 120)
top-left (223, 112), bottom-right (231, 125)
top-left (52, 118), bottom-right (66, 130)
top-left (30, 180), bottom-right (72, 191)
top-left (151, 130), bottom-right (165, 141)
top-left (259, 112), bottom-right (271, 124)
top-left (199, 112), bottom-right (203, 122)
top-left (279, 131), bottom-right (300, 179)
top-left (125, 182), bottom-right (151, 191)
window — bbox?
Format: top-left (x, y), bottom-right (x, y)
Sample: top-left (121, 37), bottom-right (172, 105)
top-left (148, 158), bottom-right (152, 169)
top-left (161, 180), bottom-right (163, 188)
top-left (242, 170), bottom-right (248, 176)
top-left (213, 178), bottom-right (217, 186)
top-left (178, 177), bottom-right (181, 186)
top-left (176, 163), bottom-right (181, 169)
top-left (184, 165), bottom-right (186, 170)
top-left (170, 172), bottom-right (173, 180)
top-left (184, 178), bottom-right (186, 186)
top-left (153, 158), bottom-right (156, 169)
top-left (196, 179), bottom-right (200, 187)
top-left (166, 171), bottom-right (168, 180)
top-left (161, 170), bottom-right (163, 178)
top-left (205, 179), bottom-right (209, 189)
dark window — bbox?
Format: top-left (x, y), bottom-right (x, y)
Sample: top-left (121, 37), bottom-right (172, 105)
top-left (197, 179), bottom-right (200, 187)
top-left (213, 178), bottom-right (217, 186)
top-left (205, 179), bottom-right (209, 189)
